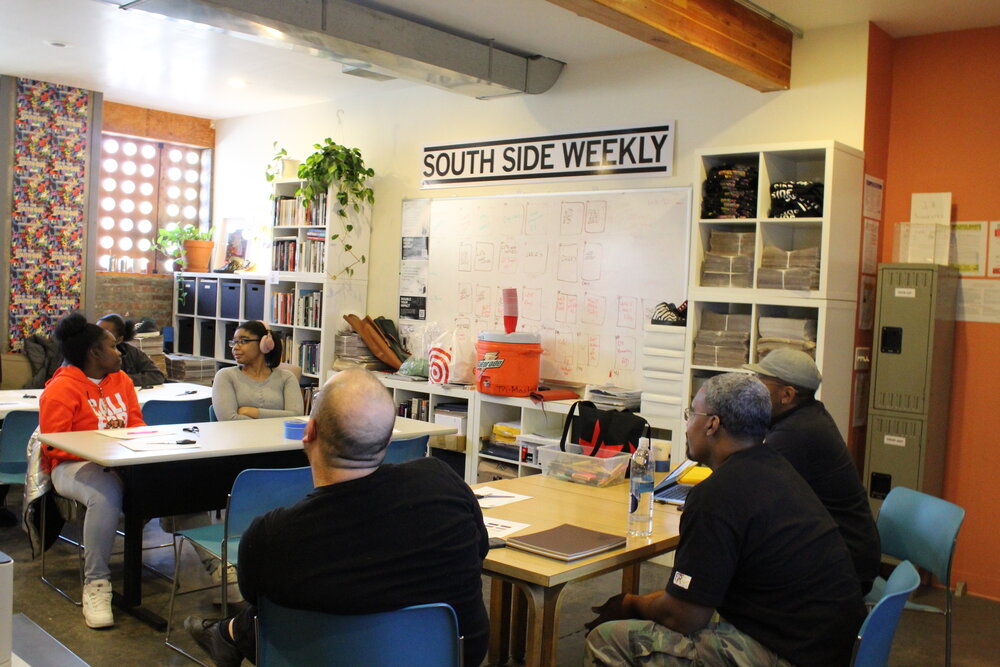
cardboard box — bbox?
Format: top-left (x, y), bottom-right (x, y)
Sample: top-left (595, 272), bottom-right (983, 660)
top-left (477, 459), bottom-right (517, 483)
top-left (429, 434), bottom-right (467, 452)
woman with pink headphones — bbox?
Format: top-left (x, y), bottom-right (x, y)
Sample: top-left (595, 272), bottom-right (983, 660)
top-left (212, 320), bottom-right (304, 420)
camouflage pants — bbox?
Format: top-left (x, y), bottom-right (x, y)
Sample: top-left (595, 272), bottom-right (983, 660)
top-left (584, 619), bottom-right (794, 667)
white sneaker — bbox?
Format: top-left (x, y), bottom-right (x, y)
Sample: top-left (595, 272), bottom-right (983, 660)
top-left (210, 563), bottom-right (243, 605)
top-left (82, 579), bottom-right (114, 629)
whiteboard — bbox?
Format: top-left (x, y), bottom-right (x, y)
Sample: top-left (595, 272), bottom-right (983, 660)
top-left (400, 188), bottom-right (691, 387)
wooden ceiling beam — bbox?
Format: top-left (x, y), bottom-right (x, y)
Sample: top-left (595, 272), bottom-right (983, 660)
top-left (546, 0), bottom-right (792, 91)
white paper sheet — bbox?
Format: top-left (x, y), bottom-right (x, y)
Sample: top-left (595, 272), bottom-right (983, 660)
top-left (474, 486), bottom-right (531, 508)
top-left (117, 440), bottom-right (200, 451)
top-left (97, 427), bottom-right (178, 440)
top-left (481, 516), bottom-right (531, 539)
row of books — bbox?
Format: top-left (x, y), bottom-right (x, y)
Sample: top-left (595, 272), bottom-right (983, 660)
top-left (271, 291), bottom-right (295, 325)
top-left (399, 398), bottom-right (429, 421)
top-left (295, 340), bottom-right (321, 375)
top-left (295, 290), bottom-right (323, 328)
top-left (271, 237), bottom-right (327, 273)
top-left (273, 193), bottom-right (328, 227)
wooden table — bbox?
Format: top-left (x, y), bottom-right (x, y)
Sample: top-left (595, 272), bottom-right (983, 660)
top-left (0, 381), bottom-right (211, 420)
top-left (477, 474), bottom-right (682, 667)
top-left (37, 416), bottom-right (456, 628)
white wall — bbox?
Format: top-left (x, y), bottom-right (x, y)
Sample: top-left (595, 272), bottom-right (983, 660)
top-left (213, 23), bottom-right (869, 319)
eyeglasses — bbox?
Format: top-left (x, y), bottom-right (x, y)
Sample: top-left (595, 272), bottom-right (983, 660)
top-left (228, 338), bottom-right (260, 347)
top-left (683, 407), bottom-right (712, 421)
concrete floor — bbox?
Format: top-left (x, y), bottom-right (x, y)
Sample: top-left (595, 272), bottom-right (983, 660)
top-left (1, 500), bottom-right (998, 666)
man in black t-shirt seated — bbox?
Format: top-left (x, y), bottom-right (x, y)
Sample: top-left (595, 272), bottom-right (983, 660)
top-left (585, 373), bottom-right (866, 667)
top-left (745, 348), bottom-right (880, 594)
top-left (185, 368), bottom-right (490, 667)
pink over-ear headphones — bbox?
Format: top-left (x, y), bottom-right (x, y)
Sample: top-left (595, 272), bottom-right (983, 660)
top-left (257, 321), bottom-right (275, 354)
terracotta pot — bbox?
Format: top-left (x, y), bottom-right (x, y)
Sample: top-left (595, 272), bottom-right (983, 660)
top-left (183, 239), bottom-right (215, 273)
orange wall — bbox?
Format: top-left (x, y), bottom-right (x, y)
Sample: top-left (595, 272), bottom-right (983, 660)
top-left (882, 26), bottom-right (1000, 600)
top-left (853, 24), bottom-right (894, 466)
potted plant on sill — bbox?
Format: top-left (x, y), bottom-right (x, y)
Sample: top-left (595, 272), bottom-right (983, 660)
top-left (155, 224), bottom-right (216, 304)
top-left (295, 138), bottom-right (375, 279)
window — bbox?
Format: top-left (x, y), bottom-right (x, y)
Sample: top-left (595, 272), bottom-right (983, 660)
top-left (97, 133), bottom-right (212, 273)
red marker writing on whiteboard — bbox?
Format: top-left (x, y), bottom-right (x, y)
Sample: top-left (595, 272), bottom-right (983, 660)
top-left (502, 288), bottom-right (518, 334)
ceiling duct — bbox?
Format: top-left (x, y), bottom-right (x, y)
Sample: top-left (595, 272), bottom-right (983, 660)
top-left (110, 0), bottom-right (565, 98)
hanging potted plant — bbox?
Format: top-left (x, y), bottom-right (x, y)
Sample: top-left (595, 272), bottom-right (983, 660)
top-left (295, 138), bottom-right (375, 279)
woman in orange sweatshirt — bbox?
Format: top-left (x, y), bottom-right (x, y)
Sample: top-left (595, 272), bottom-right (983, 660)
top-left (40, 312), bottom-right (145, 629)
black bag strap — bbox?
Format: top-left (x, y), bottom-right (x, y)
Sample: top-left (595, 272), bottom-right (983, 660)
top-left (559, 400), bottom-right (588, 451)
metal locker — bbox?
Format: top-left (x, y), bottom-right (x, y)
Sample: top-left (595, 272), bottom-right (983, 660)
top-left (864, 263), bottom-right (957, 511)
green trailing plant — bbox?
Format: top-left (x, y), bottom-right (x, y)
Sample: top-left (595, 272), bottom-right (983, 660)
top-left (264, 141), bottom-right (289, 183)
top-left (296, 138), bottom-right (375, 278)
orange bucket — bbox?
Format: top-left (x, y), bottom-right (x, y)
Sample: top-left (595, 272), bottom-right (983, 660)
top-left (475, 332), bottom-right (543, 396)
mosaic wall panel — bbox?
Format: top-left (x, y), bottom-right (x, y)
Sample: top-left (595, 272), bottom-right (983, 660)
top-left (8, 79), bottom-right (89, 350)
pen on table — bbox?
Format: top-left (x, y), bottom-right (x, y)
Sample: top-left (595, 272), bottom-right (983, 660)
top-left (137, 440), bottom-right (197, 445)
top-left (475, 494), bottom-right (514, 499)
top-left (177, 390), bottom-right (197, 395)
top-left (126, 429), bottom-right (158, 435)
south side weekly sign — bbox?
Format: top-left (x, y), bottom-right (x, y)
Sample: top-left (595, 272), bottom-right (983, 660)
top-left (421, 125), bottom-right (674, 188)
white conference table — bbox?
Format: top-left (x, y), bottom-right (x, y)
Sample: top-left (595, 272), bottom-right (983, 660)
top-left (0, 381), bottom-right (212, 420)
top-left (37, 416), bottom-right (455, 627)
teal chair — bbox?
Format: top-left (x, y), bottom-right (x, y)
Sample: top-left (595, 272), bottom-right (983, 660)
top-left (257, 599), bottom-right (461, 667)
top-left (165, 466), bottom-right (314, 661)
top-left (866, 486), bottom-right (966, 667)
top-left (0, 410), bottom-right (37, 486)
top-left (383, 435), bottom-right (429, 464)
top-left (208, 405), bottom-right (217, 422)
top-left (142, 398), bottom-right (212, 425)
top-left (852, 560), bottom-right (920, 667)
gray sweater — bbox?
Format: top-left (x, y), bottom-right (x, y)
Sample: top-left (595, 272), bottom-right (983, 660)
top-left (212, 366), bottom-right (304, 421)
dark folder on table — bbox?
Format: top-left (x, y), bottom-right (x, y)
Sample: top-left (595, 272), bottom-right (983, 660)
top-left (506, 524), bottom-right (626, 561)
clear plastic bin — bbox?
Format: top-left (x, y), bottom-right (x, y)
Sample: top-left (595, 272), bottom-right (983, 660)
top-left (538, 444), bottom-right (630, 487)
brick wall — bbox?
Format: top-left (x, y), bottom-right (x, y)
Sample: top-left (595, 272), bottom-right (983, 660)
top-left (93, 273), bottom-right (174, 330)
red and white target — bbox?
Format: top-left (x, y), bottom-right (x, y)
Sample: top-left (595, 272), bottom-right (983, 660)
top-left (428, 346), bottom-right (452, 384)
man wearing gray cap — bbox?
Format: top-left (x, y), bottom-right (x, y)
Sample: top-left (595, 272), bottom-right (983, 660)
top-left (185, 368), bottom-right (490, 667)
top-left (745, 349), bottom-right (880, 594)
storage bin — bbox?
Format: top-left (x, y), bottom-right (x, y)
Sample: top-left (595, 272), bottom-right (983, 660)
top-left (199, 320), bottom-right (216, 358)
top-left (641, 347), bottom-right (684, 373)
top-left (538, 444), bottom-right (629, 487)
top-left (223, 321), bottom-right (238, 361)
top-left (640, 392), bottom-right (683, 421)
top-left (177, 317), bottom-right (194, 355)
top-left (220, 280), bottom-right (241, 319)
top-left (643, 323), bottom-right (687, 351)
top-left (177, 278), bottom-right (196, 315)
top-left (196, 279), bottom-right (218, 317)
top-left (640, 370), bottom-right (684, 397)
top-left (244, 281), bottom-right (265, 321)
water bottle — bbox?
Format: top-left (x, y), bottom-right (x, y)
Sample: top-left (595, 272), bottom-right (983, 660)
top-left (628, 439), bottom-right (654, 537)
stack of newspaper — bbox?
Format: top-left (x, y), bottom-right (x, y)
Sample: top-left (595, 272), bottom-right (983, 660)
top-left (585, 384), bottom-right (642, 411)
top-left (693, 312), bottom-right (751, 368)
top-left (758, 245), bottom-right (820, 290)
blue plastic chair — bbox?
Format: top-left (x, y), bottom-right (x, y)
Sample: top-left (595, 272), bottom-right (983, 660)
top-left (852, 560), bottom-right (920, 667)
top-left (0, 410), bottom-right (37, 486)
top-left (142, 397), bottom-right (212, 425)
top-left (207, 404), bottom-right (217, 422)
top-left (257, 599), bottom-right (461, 667)
top-left (383, 435), bottom-right (429, 464)
top-left (866, 486), bottom-right (966, 667)
top-left (165, 466), bottom-right (314, 660)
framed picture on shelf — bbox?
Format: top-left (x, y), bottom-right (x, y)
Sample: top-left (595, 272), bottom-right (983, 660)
top-left (215, 217), bottom-right (264, 270)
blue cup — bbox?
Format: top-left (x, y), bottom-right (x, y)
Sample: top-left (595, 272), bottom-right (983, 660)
top-left (284, 419), bottom-right (306, 440)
